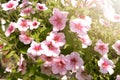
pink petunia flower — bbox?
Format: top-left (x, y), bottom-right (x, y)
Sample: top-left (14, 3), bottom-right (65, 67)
top-left (27, 41), bottom-right (43, 58)
top-left (76, 66), bottom-right (92, 80)
top-left (51, 55), bottom-right (67, 75)
top-left (112, 40), bottom-right (120, 55)
top-left (5, 22), bottom-right (16, 37)
top-left (46, 31), bottom-right (66, 47)
top-left (17, 18), bottom-right (30, 31)
top-left (17, 54), bottom-right (26, 74)
top-left (19, 33), bottom-right (33, 45)
top-left (41, 40), bottom-right (60, 57)
top-left (20, 6), bottom-right (35, 16)
top-left (36, 3), bottom-right (48, 11)
top-left (49, 8), bottom-right (68, 31)
top-left (1, 1), bottom-right (18, 11)
top-left (29, 20), bottom-right (40, 30)
top-left (94, 40), bottom-right (109, 55)
top-left (98, 54), bottom-right (115, 75)
top-left (70, 18), bottom-right (90, 36)
top-left (116, 75), bottom-right (120, 80)
top-left (40, 54), bottom-right (54, 67)
top-left (78, 34), bottom-right (92, 48)
top-left (66, 52), bottom-right (84, 72)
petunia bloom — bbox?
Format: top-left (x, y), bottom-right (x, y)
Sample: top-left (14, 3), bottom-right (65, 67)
top-left (70, 18), bottom-right (89, 36)
top-left (19, 33), bottom-right (33, 45)
top-left (49, 8), bottom-right (68, 31)
top-left (29, 20), bottom-right (40, 30)
top-left (98, 54), bottom-right (115, 75)
top-left (94, 40), bottom-right (109, 55)
top-left (41, 40), bottom-right (60, 57)
top-left (27, 41), bottom-right (43, 58)
top-left (5, 22), bottom-right (16, 37)
top-left (46, 31), bottom-right (66, 47)
top-left (40, 54), bottom-right (54, 67)
top-left (78, 34), bottom-right (92, 48)
top-left (112, 40), bottom-right (120, 55)
top-left (36, 3), bottom-right (48, 11)
top-left (17, 18), bottom-right (30, 31)
top-left (66, 52), bottom-right (84, 72)
top-left (1, 1), bottom-right (18, 11)
top-left (20, 6), bottom-right (35, 16)
top-left (51, 55), bottom-right (67, 75)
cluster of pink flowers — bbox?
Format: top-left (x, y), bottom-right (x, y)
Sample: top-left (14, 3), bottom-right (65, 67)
top-left (17, 7), bottom-right (91, 79)
top-left (1, 0), bottom-right (47, 73)
top-left (2, 0), bottom-right (120, 79)
top-left (4, 17), bottom-right (40, 44)
top-left (70, 16), bottom-right (92, 48)
top-left (94, 40), bottom-right (115, 75)
top-left (94, 39), bottom-right (120, 75)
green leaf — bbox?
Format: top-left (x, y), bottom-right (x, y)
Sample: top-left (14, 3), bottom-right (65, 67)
top-left (6, 51), bottom-right (15, 58)
top-left (2, 44), bottom-right (12, 51)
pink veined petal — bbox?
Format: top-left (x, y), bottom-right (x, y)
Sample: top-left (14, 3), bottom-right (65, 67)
top-left (5, 22), bottom-right (16, 37)
top-left (66, 52), bottom-right (84, 72)
top-left (98, 55), bottom-right (115, 75)
top-left (19, 34), bottom-right (33, 45)
top-left (1, 1), bottom-right (18, 11)
top-left (20, 6), bottom-right (35, 16)
top-left (36, 3), bottom-right (48, 11)
top-left (49, 8), bottom-right (68, 31)
top-left (46, 31), bottom-right (66, 47)
top-left (17, 18), bottom-right (30, 31)
top-left (41, 40), bottom-right (60, 57)
top-left (94, 40), bottom-right (109, 55)
top-left (51, 55), bottom-right (67, 75)
top-left (29, 20), bottom-right (40, 30)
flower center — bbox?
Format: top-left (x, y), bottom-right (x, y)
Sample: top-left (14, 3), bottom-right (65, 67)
top-left (58, 60), bottom-right (65, 67)
top-left (39, 6), bottom-right (44, 9)
top-left (33, 22), bottom-right (37, 26)
top-left (47, 42), bottom-right (56, 50)
top-left (34, 45), bottom-right (41, 51)
top-left (99, 45), bottom-right (105, 51)
top-left (7, 3), bottom-right (14, 8)
top-left (8, 25), bottom-right (14, 32)
top-left (46, 56), bottom-right (52, 62)
top-left (75, 23), bottom-right (83, 30)
top-left (102, 61), bottom-right (108, 68)
top-left (71, 58), bottom-right (77, 65)
top-left (53, 35), bottom-right (60, 41)
top-left (20, 20), bottom-right (27, 27)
